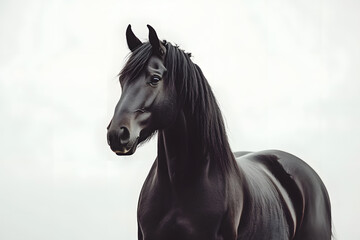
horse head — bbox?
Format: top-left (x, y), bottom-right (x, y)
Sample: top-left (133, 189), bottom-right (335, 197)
top-left (107, 25), bottom-right (177, 155)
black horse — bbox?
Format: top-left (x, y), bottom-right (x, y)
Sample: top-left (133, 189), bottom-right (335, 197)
top-left (107, 25), bottom-right (332, 240)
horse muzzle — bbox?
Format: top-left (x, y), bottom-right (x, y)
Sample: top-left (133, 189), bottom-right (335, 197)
top-left (107, 126), bottom-right (139, 155)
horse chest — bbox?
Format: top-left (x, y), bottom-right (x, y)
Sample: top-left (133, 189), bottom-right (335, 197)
top-left (153, 210), bottom-right (199, 239)
top-left (139, 208), bottom-right (224, 240)
top-left (138, 179), bottom-right (226, 240)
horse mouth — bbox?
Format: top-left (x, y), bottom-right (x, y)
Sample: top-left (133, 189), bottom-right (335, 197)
top-left (113, 138), bottom-right (139, 156)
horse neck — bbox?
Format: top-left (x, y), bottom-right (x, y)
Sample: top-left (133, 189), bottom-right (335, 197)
top-left (156, 110), bottom-right (213, 186)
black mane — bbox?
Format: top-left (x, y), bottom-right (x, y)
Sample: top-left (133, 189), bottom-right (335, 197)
top-left (119, 43), bottom-right (152, 83)
top-left (164, 42), bottom-right (239, 175)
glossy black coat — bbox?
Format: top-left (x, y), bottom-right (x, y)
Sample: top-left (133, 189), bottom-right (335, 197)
top-left (107, 25), bottom-right (332, 240)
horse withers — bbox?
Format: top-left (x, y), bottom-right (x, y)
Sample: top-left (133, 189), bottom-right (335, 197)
top-left (107, 25), bottom-right (332, 240)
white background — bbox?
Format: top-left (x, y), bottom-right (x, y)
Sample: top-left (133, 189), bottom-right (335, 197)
top-left (1, 0), bottom-right (359, 239)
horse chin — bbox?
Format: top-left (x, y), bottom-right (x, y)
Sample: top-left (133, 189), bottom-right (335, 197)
top-left (114, 138), bottom-right (139, 156)
top-left (112, 129), bottom-right (155, 156)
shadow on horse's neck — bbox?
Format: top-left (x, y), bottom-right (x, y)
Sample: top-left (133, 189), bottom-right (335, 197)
top-left (156, 106), bottom-right (230, 187)
top-left (157, 110), bottom-right (209, 186)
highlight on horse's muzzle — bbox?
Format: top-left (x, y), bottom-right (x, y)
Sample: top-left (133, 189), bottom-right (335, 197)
top-left (107, 126), bottom-right (138, 155)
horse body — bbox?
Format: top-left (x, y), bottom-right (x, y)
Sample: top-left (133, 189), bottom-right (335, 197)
top-left (107, 25), bottom-right (332, 239)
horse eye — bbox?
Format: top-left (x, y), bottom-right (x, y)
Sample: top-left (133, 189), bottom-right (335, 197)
top-left (149, 75), bottom-right (161, 86)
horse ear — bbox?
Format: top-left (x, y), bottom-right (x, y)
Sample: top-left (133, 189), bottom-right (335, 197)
top-left (147, 25), bottom-right (160, 49)
top-left (147, 25), bottom-right (165, 56)
top-left (126, 24), bottom-right (142, 52)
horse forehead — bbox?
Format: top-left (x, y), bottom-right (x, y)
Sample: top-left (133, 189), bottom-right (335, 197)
top-left (148, 56), bottom-right (166, 70)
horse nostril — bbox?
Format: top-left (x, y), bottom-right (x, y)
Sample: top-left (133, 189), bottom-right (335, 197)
top-left (107, 129), bottom-right (119, 148)
top-left (119, 127), bottom-right (130, 145)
